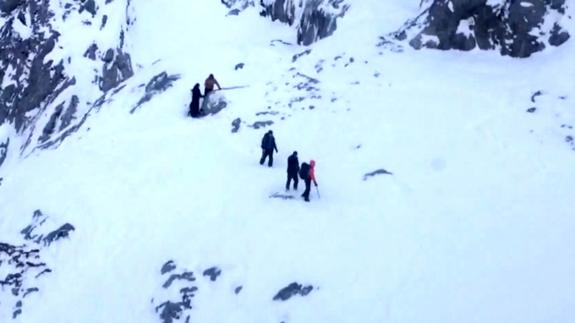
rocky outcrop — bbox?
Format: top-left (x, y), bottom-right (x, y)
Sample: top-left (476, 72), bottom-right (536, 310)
top-left (220, 0), bottom-right (349, 45)
top-left (0, 138), bottom-right (8, 168)
top-left (0, 0), bottom-right (134, 157)
top-left (99, 48), bottom-right (134, 92)
top-left (393, 0), bottom-right (570, 58)
top-left (273, 282), bottom-right (314, 301)
top-left (0, 1), bottom-right (70, 132)
top-left (260, 0), bottom-right (350, 45)
top-left (130, 72), bottom-right (181, 113)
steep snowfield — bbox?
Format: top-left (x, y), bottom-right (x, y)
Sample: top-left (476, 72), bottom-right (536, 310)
top-left (1, 1), bottom-right (574, 322)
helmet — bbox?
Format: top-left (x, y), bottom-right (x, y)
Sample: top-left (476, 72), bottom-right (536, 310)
top-left (310, 160), bottom-right (316, 167)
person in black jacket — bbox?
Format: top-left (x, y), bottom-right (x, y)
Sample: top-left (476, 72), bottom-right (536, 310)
top-left (286, 151), bottom-right (299, 191)
top-left (189, 83), bottom-right (203, 117)
top-left (259, 130), bottom-right (278, 167)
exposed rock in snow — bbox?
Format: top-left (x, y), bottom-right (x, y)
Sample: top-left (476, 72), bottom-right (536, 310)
top-left (260, 0), bottom-right (350, 45)
top-left (363, 168), bottom-right (393, 181)
top-left (130, 72), bottom-right (180, 113)
top-left (0, 210), bottom-right (74, 320)
top-left (153, 262), bottom-right (198, 323)
top-left (272, 282), bottom-right (314, 301)
top-left (0, 137), bottom-right (8, 168)
top-left (202, 266), bottom-right (222, 282)
top-left (221, 0), bottom-right (349, 45)
top-left (0, 0), bottom-right (134, 158)
top-left (393, 0), bottom-right (571, 58)
top-left (99, 48), bottom-right (134, 92)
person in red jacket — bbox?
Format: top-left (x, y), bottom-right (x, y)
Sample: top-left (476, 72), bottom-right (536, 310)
top-left (301, 160), bottom-right (318, 202)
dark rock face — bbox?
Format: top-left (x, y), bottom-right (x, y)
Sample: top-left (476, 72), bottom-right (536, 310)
top-left (0, 210), bottom-right (74, 320)
top-left (0, 0), bottom-right (134, 160)
top-left (0, 3), bottom-right (69, 132)
top-left (260, 0), bottom-right (350, 45)
top-left (221, 0), bottom-right (349, 45)
top-left (0, 0), bottom-right (24, 14)
top-left (393, 0), bottom-right (570, 58)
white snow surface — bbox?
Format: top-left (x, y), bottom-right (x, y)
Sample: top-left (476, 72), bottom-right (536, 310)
top-left (1, 1), bottom-right (575, 323)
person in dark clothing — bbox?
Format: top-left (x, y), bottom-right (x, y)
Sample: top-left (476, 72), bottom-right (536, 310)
top-left (286, 151), bottom-right (299, 191)
top-left (259, 130), bottom-right (278, 167)
top-left (189, 83), bottom-right (203, 117)
top-left (301, 160), bottom-right (318, 202)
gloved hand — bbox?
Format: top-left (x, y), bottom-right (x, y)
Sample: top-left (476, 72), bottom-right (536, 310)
top-left (314, 183), bottom-right (318, 187)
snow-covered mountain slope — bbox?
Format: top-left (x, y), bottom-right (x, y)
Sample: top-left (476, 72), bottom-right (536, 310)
top-left (1, 1), bottom-right (575, 323)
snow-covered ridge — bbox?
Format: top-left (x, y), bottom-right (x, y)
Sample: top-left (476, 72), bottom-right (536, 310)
top-left (0, 1), bottom-right (574, 322)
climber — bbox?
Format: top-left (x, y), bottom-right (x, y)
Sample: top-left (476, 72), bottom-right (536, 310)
top-left (259, 130), bottom-right (278, 167)
top-left (286, 151), bottom-right (299, 191)
top-left (189, 83), bottom-right (203, 117)
top-left (201, 74), bottom-right (221, 113)
top-left (204, 74), bottom-right (221, 97)
top-left (299, 160), bottom-right (318, 202)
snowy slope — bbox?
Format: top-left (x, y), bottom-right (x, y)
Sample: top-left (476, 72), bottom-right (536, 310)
top-left (1, 1), bottom-right (575, 323)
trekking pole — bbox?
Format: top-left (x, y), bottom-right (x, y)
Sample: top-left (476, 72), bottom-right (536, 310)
top-left (315, 185), bottom-right (320, 199)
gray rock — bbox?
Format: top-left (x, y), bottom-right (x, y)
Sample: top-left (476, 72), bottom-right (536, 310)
top-left (59, 95), bottom-right (79, 130)
top-left (259, 0), bottom-right (349, 45)
top-left (42, 223), bottom-right (75, 246)
top-left (273, 282), bottom-right (314, 301)
top-left (394, 0), bottom-right (570, 58)
top-left (0, 0), bottom-right (23, 14)
top-left (161, 261), bottom-right (177, 275)
top-left (231, 118), bottom-right (241, 133)
top-left (99, 49), bottom-right (134, 92)
top-left (251, 120), bottom-right (273, 129)
top-left (202, 267), bottom-right (222, 282)
top-left (80, 0), bottom-right (97, 16)
top-left (131, 72), bottom-right (181, 113)
top-left (0, 137), bottom-right (8, 168)
top-left (363, 168), bottom-right (393, 181)
top-left (84, 43), bottom-right (99, 60)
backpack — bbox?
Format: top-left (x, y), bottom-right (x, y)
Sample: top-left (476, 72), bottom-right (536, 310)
top-left (261, 134), bottom-right (269, 149)
top-left (299, 162), bottom-right (310, 180)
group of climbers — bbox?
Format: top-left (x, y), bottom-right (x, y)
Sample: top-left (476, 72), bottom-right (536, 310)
top-left (188, 77), bottom-right (319, 203)
top-left (259, 131), bottom-right (318, 202)
top-left (189, 74), bottom-right (221, 118)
